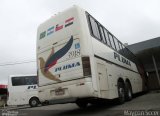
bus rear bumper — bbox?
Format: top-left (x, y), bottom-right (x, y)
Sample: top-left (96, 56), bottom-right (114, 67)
top-left (38, 80), bottom-right (97, 103)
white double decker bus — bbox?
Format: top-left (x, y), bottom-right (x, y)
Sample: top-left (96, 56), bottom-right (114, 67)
top-left (37, 6), bottom-right (145, 108)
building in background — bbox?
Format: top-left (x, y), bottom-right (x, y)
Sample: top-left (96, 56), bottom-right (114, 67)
top-left (127, 37), bottom-right (160, 90)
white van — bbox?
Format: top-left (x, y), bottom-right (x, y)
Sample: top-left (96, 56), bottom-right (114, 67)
top-left (7, 75), bottom-right (40, 107)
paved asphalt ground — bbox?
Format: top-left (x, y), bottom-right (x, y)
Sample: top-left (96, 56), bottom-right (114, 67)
top-left (1, 91), bottom-right (160, 116)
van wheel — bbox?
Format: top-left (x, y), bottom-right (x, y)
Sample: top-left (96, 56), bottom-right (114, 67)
top-left (29, 97), bottom-right (39, 107)
top-left (117, 82), bottom-right (125, 104)
top-left (125, 82), bottom-right (133, 101)
top-left (76, 100), bottom-right (88, 109)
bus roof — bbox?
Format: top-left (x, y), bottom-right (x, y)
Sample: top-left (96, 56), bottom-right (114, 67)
top-left (9, 74), bottom-right (37, 78)
top-left (38, 5), bottom-right (83, 28)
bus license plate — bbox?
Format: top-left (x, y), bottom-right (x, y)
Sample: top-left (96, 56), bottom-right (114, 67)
top-left (55, 88), bottom-right (65, 95)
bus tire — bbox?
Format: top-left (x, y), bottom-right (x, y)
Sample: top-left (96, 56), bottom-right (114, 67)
top-left (125, 82), bottom-right (132, 101)
top-left (76, 100), bottom-right (88, 109)
top-left (117, 81), bottom-right (125, 104)
top-left (29, 97), bottom-right (39, 107)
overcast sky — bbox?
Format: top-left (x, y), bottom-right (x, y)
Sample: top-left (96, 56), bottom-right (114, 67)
top-left (0, 0), bottom-right (160, 84)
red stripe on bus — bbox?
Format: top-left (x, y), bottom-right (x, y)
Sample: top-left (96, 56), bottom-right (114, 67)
top-left (65, 17), bottom-right (74, 23)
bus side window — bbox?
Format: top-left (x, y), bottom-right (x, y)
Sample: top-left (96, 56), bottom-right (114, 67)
top-left (118, 42), bottom-right (124, 55)
top-left (99, 25), bottom-right (106, 43)
top-left (104, 29), bottom-right (111, 47)
top-left (113, 37), bottom-right (120, 51)
top-left (122, 45), bottom-right (130, 59)
top-left (89, 16), bottom-right (101, 40)
top-left (108, 33), bottom-right (116, 50)
top-left (126, 48), bottom-right (136, 62)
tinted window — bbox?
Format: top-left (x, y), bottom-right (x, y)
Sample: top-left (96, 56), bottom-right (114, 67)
top-left (118, 42), bottom-right (124, 55)
top-left (122, 45), bottom-right (130, 59)
top-left (104, 29), bottom-right (111, 46)
top-left (12, 77), bottom-right (25, 86)
top-left (113, 37), bottom-right (120, 51)
top-left (24, 76), bottom-right (37, 85)
top-left (12, 76), bottom-right (37, 86)
top-left (89, 17), bottom-right (100, 39)
top-left (122, 45), bottom-right (126, 55)
top-left (125, 48), bottom-right (136, 62)
top-left (126, 49), bottom-right (134, 62)
top-left (87, 13), bottom-right (139, 64)
top-left (99, 25), bottom-right (106, 43)
top-left (108, 33), bottom-right (116, 49)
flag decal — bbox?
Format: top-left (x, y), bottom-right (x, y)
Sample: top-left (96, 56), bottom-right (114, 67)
top-left (47, 26), bottom-right (54, 36)
top-left (65, 17), bottom-right (74, 27)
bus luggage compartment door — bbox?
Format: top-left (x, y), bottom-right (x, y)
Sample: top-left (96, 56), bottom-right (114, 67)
top-left (97, 63), bottom-right (109, 97)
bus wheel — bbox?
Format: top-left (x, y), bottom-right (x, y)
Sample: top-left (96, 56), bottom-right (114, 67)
top-left (29, 97), bottom-right (39, 107)
top-left (125, 82), bottom-right (132, 101)
top-left (76, 100), bottom-right (88, 109)
top-left (117, 82), bottom-right (125, 104)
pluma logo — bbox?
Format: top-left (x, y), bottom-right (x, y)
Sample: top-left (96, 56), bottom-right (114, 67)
top-left (39, 36), bottom-right (73, 81)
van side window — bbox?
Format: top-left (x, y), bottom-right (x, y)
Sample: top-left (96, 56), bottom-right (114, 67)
top-left (12, 76), bottom-right (37, 86)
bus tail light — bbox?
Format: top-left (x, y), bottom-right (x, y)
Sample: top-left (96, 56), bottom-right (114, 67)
top-left (82, 57), bottom-right (91, 76)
